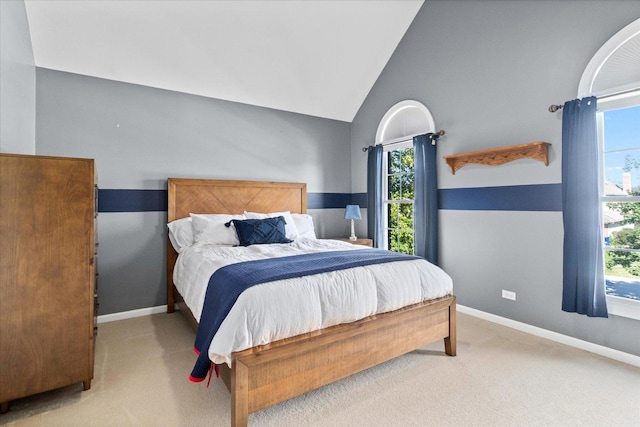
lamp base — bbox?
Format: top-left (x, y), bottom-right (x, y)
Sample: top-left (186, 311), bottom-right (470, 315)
top-left (349, 219), bottom-right (357, 241)
top-left (349, 235), bottom-right (357, 241)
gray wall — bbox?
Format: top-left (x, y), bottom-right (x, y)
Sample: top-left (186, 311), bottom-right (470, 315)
top-left (35, 69), bottom-right (352, 314)
top-left (0, 0), bottom-right (36, 154)
top-left (20, 0), bottom-right (640, 358)
top-left (351, 0), bottom-right (640, 356)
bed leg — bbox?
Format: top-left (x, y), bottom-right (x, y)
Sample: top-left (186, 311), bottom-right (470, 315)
top-left (444, 299), bottom-right (457, 356)
top-left (167, 285), bottom-right (175, 314)
top-left (167, 241), bottom-right (176, 313)
top-left (231, 359), bottom-right (249, 427)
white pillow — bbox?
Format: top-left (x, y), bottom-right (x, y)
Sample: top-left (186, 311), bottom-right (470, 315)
top-left (190, 213), bottom-right (244, 246)
top-left (243, 211), bottom-right (299, 240)
top-left (292, 213), bottom-right (316, 239)
top-left (167, 217), bottom-right (194, 252)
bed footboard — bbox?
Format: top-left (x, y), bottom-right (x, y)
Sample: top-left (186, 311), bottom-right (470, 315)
top-left (226, 295), bottom-right (456, 427)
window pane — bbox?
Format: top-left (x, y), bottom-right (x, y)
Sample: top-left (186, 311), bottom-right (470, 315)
top-left (388, 226), bottom-right (414, 255)
top-left (384, 147), bottom-right (415, 254)
top-left (403, 176), bottom-right (414, 200)
top-left (603, 106), bottom-right (640, 196)
top-left (399, 203), bottom-right (413, 224)
top-left (604, 202), bottom-right (640, 248)
top-left (388, 203), bottom-right (399, 229)
top-left (399, 148), bottom-right (414, 169)
top-left (388, 175), bottom-right (399, 199)
top-left (388, 203), bottom-right (414, 255)
top-left (604, 148), bottom-right (640, 195)
top-left (602, 105), bottom-right (640, 302)
top-left (604, 201), bottom-right (640, 300)
top-left (388, 174), bottom-right (413, 200)
top-left (388, 150), bottom-right (402, 173)
top-left (387, 229), bottom-right (397, 252)
top-left (388, 148), bottom-right (412, 171)
top-left (387, 149), bottom-right (415, 200)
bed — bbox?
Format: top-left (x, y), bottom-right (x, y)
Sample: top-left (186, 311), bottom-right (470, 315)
top-left (166, 178), bottom-right (456, 426)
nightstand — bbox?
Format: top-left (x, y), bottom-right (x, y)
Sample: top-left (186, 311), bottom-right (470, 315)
top-left (331, 238), bottom-right (374, 247)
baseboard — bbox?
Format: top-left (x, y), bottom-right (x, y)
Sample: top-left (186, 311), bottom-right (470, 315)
top-left (457, 304), bottom-right (640, 368)
top-left (97, 305), bottom-right (168, 323)
top-left (97, 303), bottom-right (639, 368)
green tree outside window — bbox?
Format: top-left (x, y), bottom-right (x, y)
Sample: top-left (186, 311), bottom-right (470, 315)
top-left (386, 148), bottom-right (414, 255)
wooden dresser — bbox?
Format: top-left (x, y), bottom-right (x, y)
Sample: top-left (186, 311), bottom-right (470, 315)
top-left (0, 154), bottom-right (97, 413)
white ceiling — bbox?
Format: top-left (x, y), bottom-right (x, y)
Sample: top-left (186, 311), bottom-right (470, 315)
top-left (24, 0), bottom-right (423, 122)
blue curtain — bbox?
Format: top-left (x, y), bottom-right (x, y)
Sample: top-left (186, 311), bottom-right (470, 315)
top-left (414, 134), bottom-right (439, 264)
top-left (561, 97), bottom-right (608, 317)
top-left (367, 144), bottom-right (383, 248)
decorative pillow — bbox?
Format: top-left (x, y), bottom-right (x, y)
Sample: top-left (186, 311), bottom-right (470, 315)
top-left (292, 213), bottom-right (317, 239)
top-left (243, 211), bottom-right (299, 240)
top-left (226, 217), bottom-right (292, 246)
top-left (167, 217), bottom-right (194, 252)
top-left (190, 213), bottom-right (244, 246)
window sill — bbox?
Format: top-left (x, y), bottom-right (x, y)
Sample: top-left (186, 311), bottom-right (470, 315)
top-left (606, 295), bottom-right (640, 320)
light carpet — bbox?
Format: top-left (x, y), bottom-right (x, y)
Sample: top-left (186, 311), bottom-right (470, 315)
top-left (1, 312), bottom-right (639, 426)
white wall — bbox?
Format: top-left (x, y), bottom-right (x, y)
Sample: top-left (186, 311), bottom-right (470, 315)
top-left (0, 0), bottom-right (36, 154)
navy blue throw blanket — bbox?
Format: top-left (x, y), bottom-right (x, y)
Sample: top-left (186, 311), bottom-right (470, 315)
top-left (190, 248), bottom-right (419, 381)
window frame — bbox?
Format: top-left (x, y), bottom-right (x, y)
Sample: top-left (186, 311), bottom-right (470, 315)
top-left (382, 139), bottom-right (415, 253)
top-left (598, 91), bottom-right (640, 320)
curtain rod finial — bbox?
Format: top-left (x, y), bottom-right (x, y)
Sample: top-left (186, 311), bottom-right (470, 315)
top-left (430, 130), bottom-right (446, 145)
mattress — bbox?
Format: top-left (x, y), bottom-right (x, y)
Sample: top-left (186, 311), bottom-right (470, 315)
top-left (173, 238), bottom-right (453, 366)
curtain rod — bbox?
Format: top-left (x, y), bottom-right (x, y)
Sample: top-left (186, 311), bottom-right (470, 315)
top-left (361, 130), bottom-right (445, 152)
top-left (548, 87), bottom-right (640, 112)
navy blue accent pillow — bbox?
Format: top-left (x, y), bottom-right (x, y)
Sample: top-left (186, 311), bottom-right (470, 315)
top-left (225, 216), bottom-right (292, 246)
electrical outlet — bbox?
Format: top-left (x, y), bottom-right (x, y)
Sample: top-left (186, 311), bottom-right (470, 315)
top-left (502, 290), bottom-right (516, 301)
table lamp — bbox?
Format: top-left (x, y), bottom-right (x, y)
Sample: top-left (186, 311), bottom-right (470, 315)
top-left (344, 205), bottom-right (362, 241)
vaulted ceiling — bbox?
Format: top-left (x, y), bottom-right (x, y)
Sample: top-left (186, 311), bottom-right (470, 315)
top-left (24, 0), bottom-right (424, 122)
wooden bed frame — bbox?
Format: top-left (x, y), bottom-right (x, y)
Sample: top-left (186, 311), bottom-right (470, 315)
top-left (166, 178), bottom-right (456, 426)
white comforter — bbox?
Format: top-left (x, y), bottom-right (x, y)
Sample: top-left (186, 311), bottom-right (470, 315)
top-left (173, 238), bottom-right (453, 367)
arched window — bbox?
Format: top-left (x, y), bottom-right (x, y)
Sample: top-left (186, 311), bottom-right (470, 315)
top-left (376, 100), bottom-right (435, 144)
top-left (578, 18), bottom-right (640, 99)
top-left (376, 100), bottom-right (436, 253)
top-left (587, 18), bottom-right (640, 319)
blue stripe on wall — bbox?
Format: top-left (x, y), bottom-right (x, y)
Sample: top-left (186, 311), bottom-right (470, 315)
top-left (351, 193), bottom-right (368, 207)
top-left (307, 193), bottom-right (353, 209)
top-left (97, 190), bottom-right (363, 213)
top-left (98, 189), bottom-right (167, 212)
top-left (439, 184), bottom-right (562, 211)
top-left (97, 185), bottom-right (562, 213)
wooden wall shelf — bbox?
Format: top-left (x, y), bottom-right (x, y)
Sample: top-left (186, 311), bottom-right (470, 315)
top-left (443, 141), bottom-right (551, 174)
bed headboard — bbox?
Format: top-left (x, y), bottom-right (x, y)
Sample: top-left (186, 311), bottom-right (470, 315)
top-left (167, 178), bottom-right (307, 222)
top-left (166, 178), bottom-right (307, 314)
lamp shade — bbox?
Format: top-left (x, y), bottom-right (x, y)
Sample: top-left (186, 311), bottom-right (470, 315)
top-left (344, 205), bottom-right (362, 220)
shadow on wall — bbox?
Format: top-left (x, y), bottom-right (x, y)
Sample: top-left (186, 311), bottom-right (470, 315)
top-left (97, 212), bottom-right (168, 315)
